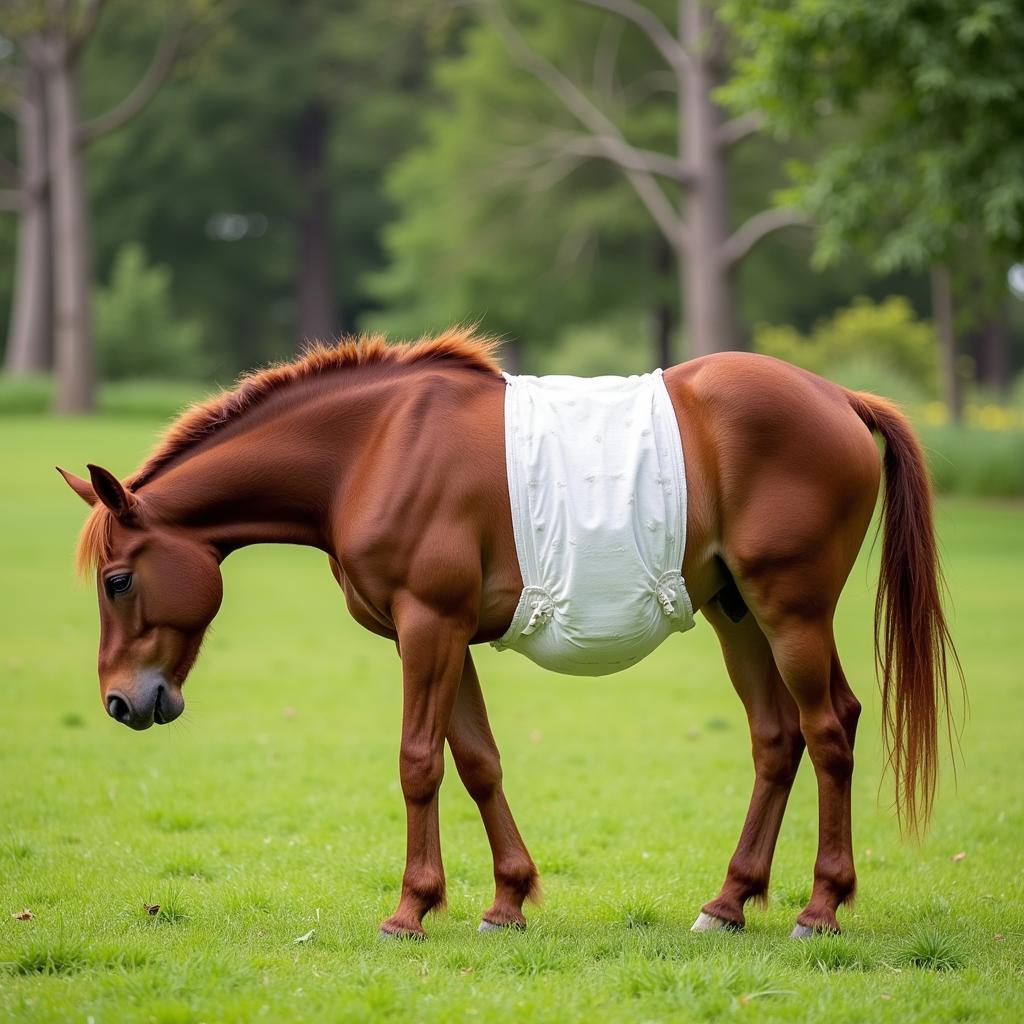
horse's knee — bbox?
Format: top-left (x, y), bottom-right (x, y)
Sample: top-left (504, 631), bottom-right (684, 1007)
top-left (399, 743), bottom-right (445, 804)
top-left (752, 725), bottom-right (803, 786)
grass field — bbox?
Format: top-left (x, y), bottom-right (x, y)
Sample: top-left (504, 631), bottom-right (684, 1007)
top-left (2, 413), bottom-right (1022, 1023)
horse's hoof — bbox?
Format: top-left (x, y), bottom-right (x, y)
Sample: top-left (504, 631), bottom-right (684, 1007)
top-left (691, 911), bottom-right (741, 933)
top-left (789, 923), bottom-right (816, 940)
top-left (379, 926), bottom-right (425, 941)
top-left (478, 918), bottom-right (526, 934)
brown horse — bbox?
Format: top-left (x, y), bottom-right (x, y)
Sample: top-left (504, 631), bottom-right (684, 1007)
top-left (59, 327), bottom-right (958, 940)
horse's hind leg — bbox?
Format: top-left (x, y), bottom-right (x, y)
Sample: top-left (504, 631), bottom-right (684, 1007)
top-left (763, 616), bottom-right (860, 936)
top-left (693, 602), bottom-right (804, 931)
top-left (446, 651), bottom-right (540, 930)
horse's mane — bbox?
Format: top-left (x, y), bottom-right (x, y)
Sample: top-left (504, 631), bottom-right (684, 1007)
top-left (76, 326), bottom-right (502, 574)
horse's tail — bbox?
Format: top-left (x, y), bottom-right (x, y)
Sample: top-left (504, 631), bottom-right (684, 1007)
top-left (846, 390), bottom-right (962, 836)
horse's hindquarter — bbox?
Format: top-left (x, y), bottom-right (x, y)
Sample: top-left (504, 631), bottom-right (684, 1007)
top-left (663, 354), bottom-right (882, 604)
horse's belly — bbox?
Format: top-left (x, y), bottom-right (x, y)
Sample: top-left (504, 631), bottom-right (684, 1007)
top-left (491, 369), bottom-right (696, 677)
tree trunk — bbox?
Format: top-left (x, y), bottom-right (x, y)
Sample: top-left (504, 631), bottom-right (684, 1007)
top-left (973, 307), bottom-right (1011, 396)
top-left (48, 48), bottom-right (95, 413)
top-left (4, 64), bottom-right (51, 377)
top-left (652, 236), bottom-right (673, 368)
top-left (680, 0), bottom-right (735, 357)
top-left (294, 102), bottom-right (336, 347)
top-left (931, 264), bottom-right (960, 422)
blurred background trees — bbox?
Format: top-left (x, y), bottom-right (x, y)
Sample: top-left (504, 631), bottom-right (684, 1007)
top-left (0, 0), bottom-right (1022, 428)
top-left (722, 0), bottom-right (1024, 416)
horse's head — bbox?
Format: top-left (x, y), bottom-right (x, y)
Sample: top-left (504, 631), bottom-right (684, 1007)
top-left (59, 464), bottom-right (223, 730)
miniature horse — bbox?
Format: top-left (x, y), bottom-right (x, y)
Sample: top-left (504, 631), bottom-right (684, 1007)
top-left (60, 328), bottom-right (958, 939)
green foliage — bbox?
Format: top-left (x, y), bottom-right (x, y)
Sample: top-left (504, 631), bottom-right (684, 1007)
top-left (85, 0), bottom-right (451, 373)
top-left (94, 244), bottom-right (207, 381)
top-left (365, 0), bottom-right (677, 357)
top-left (535, 319), bottom-right (656, 376)
top-left (97, 379), bottom-right (208, 419)
top-left (822, 357), bottom-right (928, 411)
top-left (722, 0), bottom-right (1024, 271)
top-left (0, 375), bottom-right (52, 414)
top-left (920, 421), bottom-right (1024, 497)
top-left (753, 296), bottom-right (938, 396)
top-left (0, 375), bottom-right (205, 417)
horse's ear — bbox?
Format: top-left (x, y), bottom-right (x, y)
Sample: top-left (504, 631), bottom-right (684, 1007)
top-left (57, 467), bottom-right (97, 506)
top-left (86, 464), bottom-right (136, 521)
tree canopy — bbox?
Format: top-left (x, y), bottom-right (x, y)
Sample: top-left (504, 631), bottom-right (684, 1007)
top-left (721, 0), bottom-right (1024, 272)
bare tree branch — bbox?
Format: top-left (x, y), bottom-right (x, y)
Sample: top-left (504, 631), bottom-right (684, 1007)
top-left (720, 207), bottom-right (811, 268)
top-left (576, 0), bottom-right (688, 76)
top-left (716, 111), bottom-right (763, 149)
top-left (526, 151), bottom-right (589, 194)
top-left (592, 14), bottom-right (624, 104)
top-left (620, 69), bottom-right (676, 108)
top-left (0, 188), bottom-right (23, 212)
top-left (486, 2), bottom-right (686, 251)
top-left (548, 132), bottom-right (693, 183)
top-left (77, 21), bottom-right (182, 146)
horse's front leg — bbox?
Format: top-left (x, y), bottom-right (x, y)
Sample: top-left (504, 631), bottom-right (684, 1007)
top-left (379, 598), bottom-right (472, 939)
top-left (447, 651), bottom-right (540, 931)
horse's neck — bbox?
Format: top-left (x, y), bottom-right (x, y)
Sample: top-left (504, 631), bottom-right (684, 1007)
top-left (140, 379), bottom-right (391, 557)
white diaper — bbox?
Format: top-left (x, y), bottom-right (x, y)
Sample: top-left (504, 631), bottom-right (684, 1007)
top-left (492, 369), bottom-right (695, 676)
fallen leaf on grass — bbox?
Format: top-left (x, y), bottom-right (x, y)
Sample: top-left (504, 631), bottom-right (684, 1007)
top-left (460, 967), bottom-right (475, 976)
top-left (144, 903), bottom-right (160, 916)
top-left (880, 993), bottom-right (892, 1001)
top-left (12, 908), bottom-right (33, 921)
top-left (995, 934), bottom-right (1005, 941)
top-left (293, 928), bottom-right (315, 944)
top-left (951, 851), bottom-right (966, 862)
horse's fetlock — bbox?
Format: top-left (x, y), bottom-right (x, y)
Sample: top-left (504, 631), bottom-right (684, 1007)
top-left (496, 856), bottom-right (539, 901)
top-left (832, 869), bottom-right (857, 903)
top-left (404, 869), bottom-right (447, 912)
top-left (724, 858), bottom-right (770, 904)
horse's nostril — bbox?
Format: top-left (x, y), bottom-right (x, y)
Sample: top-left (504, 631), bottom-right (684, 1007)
top-left (107, 694), bottom-right (131, 724)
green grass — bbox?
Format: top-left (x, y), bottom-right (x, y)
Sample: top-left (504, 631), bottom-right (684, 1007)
top-left (2, 413), bottom-right (1022, 1023)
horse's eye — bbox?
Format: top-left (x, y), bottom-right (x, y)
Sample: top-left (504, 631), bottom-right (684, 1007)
top-left (105, 573), bottom-right (133, 597)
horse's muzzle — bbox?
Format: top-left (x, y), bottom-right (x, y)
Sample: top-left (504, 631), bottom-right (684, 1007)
top-left (106, 673), bottom-right (184, 730)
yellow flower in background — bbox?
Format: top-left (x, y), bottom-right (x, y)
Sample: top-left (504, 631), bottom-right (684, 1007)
top-left (978, 405), bottom-right (1014, 432)
top-left (916, 402), bottom-right (1023, 433)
